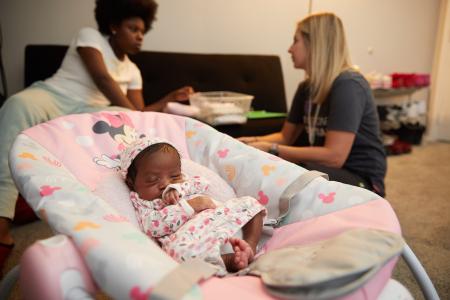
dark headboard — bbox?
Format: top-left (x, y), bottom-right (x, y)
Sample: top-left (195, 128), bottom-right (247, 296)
top-left (25, 45), bottom-right (68, 88)
top-left (25, 45), bottom-right (287, 112)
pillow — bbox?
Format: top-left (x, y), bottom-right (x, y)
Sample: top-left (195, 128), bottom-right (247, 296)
top-left (93, 158), bottom-right (237, 228)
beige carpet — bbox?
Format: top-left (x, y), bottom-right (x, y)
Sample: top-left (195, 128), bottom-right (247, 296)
top-left (386, 142), bottom-right (450, 299)
top-left (2, 142), bottom-right (449, 299)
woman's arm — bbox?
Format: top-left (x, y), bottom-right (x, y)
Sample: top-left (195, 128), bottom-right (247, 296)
top-left (238, 121), bottom-right (303, 145)
top-left (249, 130), bottom-right (355, 168)
top-left (143, 86), bottom-right (194, 112)
top-left (77, 47), bottom-right (138, 110)
top-left (240, 83), bottom-right (307, 144)
top-left (240, 111), bottom-right (354, 167)
top-left (79, 47), bottom-right (194, 112)
top-left (127, 89), bottom-right (145, 110)
top-left (279, 130), bottom-right (354, 167)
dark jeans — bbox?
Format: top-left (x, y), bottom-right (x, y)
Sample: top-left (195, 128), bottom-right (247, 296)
top-left (301, 162), bottom-right (370, 191)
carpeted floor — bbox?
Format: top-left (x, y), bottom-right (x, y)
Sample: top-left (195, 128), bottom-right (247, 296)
top-left (1, 142), bottom-right (449, 299)
top-left (386, 142), bottom-right (450, 299)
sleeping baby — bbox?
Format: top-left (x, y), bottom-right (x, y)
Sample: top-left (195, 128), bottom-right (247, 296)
top-left (120, 137), bottom-right (266, 274)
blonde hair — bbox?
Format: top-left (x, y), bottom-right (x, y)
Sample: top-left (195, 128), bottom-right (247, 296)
top-left (298, 12), bottom-right (352, 104)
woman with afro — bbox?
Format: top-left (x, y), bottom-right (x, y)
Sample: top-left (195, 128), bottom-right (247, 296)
top-left (0, 0), bottom-right (193, 270)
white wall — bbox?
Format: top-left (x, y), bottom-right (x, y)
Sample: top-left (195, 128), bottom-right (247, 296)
top-left (0, 0), bottom-right (97, 95)
top-left (0, 0), bottom-right (440, 108)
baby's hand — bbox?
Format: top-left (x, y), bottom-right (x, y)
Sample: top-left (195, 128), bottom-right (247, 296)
top-left (187, 196), bottom-right (216, 212)
top-left (163, 189), bottom-right (180, 205)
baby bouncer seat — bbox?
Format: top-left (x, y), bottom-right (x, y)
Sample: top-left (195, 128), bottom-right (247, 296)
top-left (1, 111), bottom-right (439, 299)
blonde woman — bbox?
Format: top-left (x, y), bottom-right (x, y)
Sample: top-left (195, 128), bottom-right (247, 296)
top-left (239, 12), bottom-right (386, 196)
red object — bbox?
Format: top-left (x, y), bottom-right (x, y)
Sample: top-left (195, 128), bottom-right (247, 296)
top-left (388, 139), bottom-right (412, 155)
top-left (403, 74), bottom-right (415, 87)
top-left (13, 195), bottom-right (38, 225)
top-left (390, 73), bottom-right (430, 89)
top-left (414, 74), bottom-right (430, 87)
top-left (391, 73), bottom-right (403, 88)
top-left (0, 242), bottom-right (14, 275)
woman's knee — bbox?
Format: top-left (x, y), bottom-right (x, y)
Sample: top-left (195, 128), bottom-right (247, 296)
top-left (1, 89), bottom-right (58, 125)
top-left (2, 93), bottom-right (27, 112)
top-left (4, 91), bottom-right (36, 114)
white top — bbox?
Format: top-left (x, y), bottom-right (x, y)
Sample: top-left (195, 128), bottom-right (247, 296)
top-left (45, 27), bottom-right (142, 107)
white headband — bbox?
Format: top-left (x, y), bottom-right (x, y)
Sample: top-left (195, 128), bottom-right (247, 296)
top-left (119, 137), bottom-right (174, 179)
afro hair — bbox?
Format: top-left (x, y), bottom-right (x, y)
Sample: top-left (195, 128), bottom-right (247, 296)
top-left (95, 0), bottom-right (158, 35)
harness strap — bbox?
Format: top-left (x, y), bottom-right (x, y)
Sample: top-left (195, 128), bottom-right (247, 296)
top-left (150, 259), bottom-right (218, 300)
top-left (271, 170), bottom-right (328, 227)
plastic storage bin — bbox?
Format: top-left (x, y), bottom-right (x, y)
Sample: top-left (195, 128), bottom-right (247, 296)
top-left (189, 91), bottom-right (254, 125)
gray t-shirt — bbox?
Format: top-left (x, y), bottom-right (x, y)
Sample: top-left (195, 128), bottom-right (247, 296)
top-left (287, 71), bottom-right (386, 195)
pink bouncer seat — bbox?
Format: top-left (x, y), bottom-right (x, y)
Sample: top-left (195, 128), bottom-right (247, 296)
top-left (3, 111), bottom-right (425, 299)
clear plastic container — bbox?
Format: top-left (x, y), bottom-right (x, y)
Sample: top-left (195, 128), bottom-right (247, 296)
top-left (189, 91), bottom-right (254, 125)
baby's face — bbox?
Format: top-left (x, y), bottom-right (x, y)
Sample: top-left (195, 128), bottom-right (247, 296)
top-left (133, 150), bottom-right (182, 200)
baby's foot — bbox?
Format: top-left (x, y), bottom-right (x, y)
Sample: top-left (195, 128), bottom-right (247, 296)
top-left (222, 238), bottom-right (254, 272)
top-left (230, 237), bottom-right (254, 263)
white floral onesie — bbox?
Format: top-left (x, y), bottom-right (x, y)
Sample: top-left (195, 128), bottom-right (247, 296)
top-left (130, 175), bottom-right (265, 273)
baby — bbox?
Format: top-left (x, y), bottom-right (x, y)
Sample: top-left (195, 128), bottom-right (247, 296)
top-left (120, 137), bottom-right (266, 273)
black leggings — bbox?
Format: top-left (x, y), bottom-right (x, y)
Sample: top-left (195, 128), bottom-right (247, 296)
top-left (300, 162), bottom-right (370, 191)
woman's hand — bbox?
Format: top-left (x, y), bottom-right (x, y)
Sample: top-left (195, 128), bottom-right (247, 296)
top-left (187, 196), bottom-right (216, 213)
top-left (238, 136), bottom-right (272, 152)
top-left (162, 189), bottom-right (180, 205)
top-left (144, 86), bottom-right (194, 112)
top-left (163, 86), bottom-right (194, 103)
top-left (237, 136), bottom-right (259, 144)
